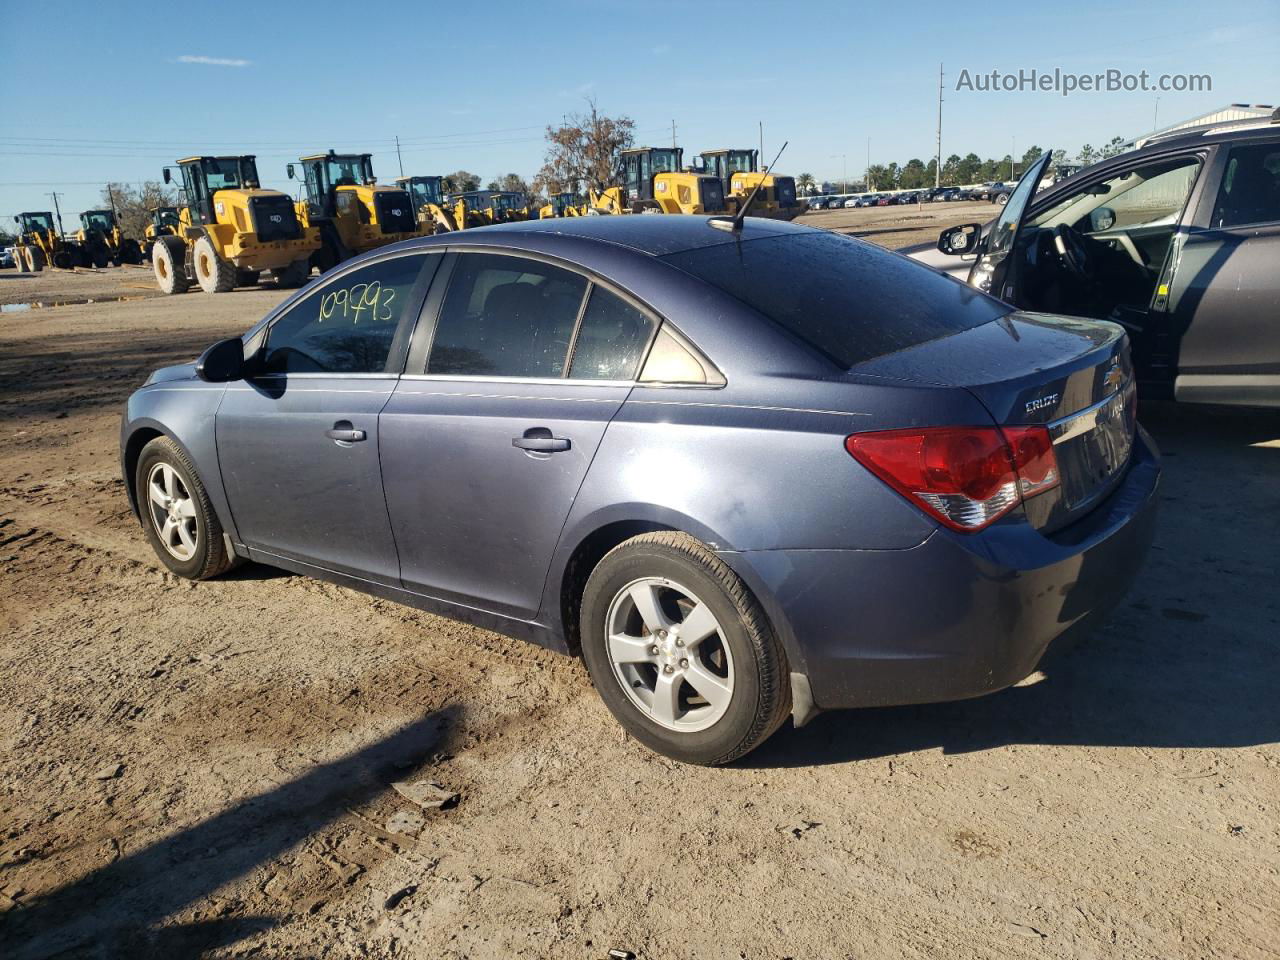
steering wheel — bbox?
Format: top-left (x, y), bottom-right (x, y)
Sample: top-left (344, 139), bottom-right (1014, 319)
top-left (1052, 224), bottom-right (1096, 282)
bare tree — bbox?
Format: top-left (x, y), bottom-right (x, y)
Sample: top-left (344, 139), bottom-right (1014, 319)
top-left (537, 98), bottom-right (635, 194)
top-left (100, 181), bottom-right (180, 239)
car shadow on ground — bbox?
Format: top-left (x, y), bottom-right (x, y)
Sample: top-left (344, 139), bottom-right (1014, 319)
top-left (745, 404), bottom-right (1280, 769)
top-left (2, 707), bottom-right (459, 959)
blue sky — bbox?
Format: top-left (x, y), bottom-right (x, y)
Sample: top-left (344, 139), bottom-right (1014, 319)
top-left (2, 0), bottom-right (1278, 217)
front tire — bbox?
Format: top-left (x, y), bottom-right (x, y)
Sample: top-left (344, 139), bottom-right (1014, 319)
top-left (579, 532), bottom-right (790, 765)
top-left (193, 234), bottom-right (235, 293)
top-left (153, 236), bottom-right (189, 294)
top-left (273, 259), bottom-right (310, 289)
top-left (135, 436), bottom-right (234, 580)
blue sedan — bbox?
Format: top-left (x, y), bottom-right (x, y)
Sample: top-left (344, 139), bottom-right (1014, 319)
top-left (121, 216), bottom-right (1159, 764)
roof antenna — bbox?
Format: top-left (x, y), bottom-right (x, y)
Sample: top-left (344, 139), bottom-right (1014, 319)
top-left (708, 140), bottom-right (788, 232)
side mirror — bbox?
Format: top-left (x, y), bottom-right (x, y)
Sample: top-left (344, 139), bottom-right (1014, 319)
top-left (195, 337), bottom-right (247, 383)
top-left (1089, 206), bottom-right (1116, 232)
top-left (163, 168), bottom-right (171, 184)
top-left (1085, 183), bottom-right (1111, 196)
top-left (938, 223), bottom-right (981, 256)
top-left (287, 163), bottom-right (296, 179)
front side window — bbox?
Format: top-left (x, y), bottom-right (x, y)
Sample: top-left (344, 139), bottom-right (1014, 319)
top-left (1212, 142), bottom-right (1280, 228)
top-left (568, 288), bottom-right (654, 380)
top-left (427, 254), bottom-right (588, 378)
top-left (262, 255), bottom-right (428, 374)
top-left (1029, 157), bottom-right (1201, 234)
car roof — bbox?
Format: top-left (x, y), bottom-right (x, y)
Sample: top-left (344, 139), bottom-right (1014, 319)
top-left (423, 214), bottom-right (813, 256)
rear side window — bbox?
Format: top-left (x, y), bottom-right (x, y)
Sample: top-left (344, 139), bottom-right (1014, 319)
top-left (1213, 142), bottom-right (1280, 228)
top-left (262, 254), bottom-right (427, 374)
top-left (568, 288), bottom-right (653, 380)
top-left (427, 253), bottom-right (587, 377)
top-left (661, 232), bottom-right (1008, 368)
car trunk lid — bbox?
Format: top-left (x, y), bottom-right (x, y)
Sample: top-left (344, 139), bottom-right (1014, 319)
top-left (850, 312), bottom-right (1137, 532)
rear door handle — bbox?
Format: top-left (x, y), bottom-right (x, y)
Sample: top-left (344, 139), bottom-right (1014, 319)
top-left (326, 420), bottom-right (366, 443)
top-left (513, 428), bottom-right (570, 452)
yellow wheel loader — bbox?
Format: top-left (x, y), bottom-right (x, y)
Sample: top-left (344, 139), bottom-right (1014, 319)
top-left (589, 147), bottom-right (727, 215)
top-left (141, 206), bottom-right (181, 261)
top-left (154, 156), bottom-right (320, 295)
top-left (394, 175), bottom-right (478, 233)
top-left (539, 192), bottom-right (587, 218)
top-left (75, 210), bottom-right (143, 267)
top-left (10, 212), bottom-right (82, 272)
top-left (289, 151), bottom-right (425, 272)
top-left (696, 149), bottom-right (803, 221)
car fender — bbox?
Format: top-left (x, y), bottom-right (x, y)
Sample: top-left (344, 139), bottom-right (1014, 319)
top-left (120, 383), bottom-right (237, 542)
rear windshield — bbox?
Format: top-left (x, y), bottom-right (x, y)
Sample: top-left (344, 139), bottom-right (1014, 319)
top-left (661, 231), bottom-right (1009, 368)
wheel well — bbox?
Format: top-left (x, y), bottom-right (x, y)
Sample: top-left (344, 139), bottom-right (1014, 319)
top-left (559, 520), bottom-right (670, 656)
top-left (123, 427), bottom-right (164, 517)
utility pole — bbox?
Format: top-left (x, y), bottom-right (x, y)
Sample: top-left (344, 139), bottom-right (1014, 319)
top-left (1011, 136), bottom-right (1016, 180)
top-left (395, 135), bottom-right (404, 178)
top-left (759, 121), bottom-right (763, 162)
top-left (1153, 96), bottom-right (1161, 132)
top-left (47, 191), bottom-right (65, 235)
top-left (936, 62), bottom-right (944, 188)
top-left (106, 183), bottom-right (119, 219)
top-left (671, 120), bottom-right (677, 149)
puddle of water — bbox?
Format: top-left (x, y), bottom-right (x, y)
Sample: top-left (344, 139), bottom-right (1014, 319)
top-left (0, 295), bottom-right (149, 313)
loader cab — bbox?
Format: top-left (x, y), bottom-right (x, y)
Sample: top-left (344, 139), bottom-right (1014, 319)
top-left (698, 148), bottom-right (758, 195)
top-left (152, 207), bottom-right (181, 231)
top-left (166, 156), bottom-right (261, 226)
top-left (548, 192), bottom-right (583, 216)
top-left (80, 210), bottom-right (117, 235)
top-left (16, 212), bottom-right (55, 236)
top-left (621, 147), bottom-right (684, 203)
top-left (290, 152), bottom-right (376, 219)
top-left (395, 175), bottom-right (445, 212)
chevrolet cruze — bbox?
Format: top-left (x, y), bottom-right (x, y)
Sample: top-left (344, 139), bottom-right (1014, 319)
top-left (121, 216), bottom-right (1159, 764)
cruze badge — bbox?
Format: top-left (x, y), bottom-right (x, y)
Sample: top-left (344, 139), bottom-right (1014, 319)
top-left (1025, 393), bottom-right (1060, 415)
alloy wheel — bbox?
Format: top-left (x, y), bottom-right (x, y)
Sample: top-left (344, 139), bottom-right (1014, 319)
top-left (146, 462), bottom-right (198, 561)
top-left (605, 577), bottom-right (735, 732)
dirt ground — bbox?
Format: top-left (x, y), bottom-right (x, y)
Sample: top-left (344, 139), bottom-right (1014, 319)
top-left (1, 217), bottom-right (1277, 960)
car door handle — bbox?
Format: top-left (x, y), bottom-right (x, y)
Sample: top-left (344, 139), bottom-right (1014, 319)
top-left (326, 421), bottom-right (366, 443)
top-left (512, 428), bottom-right (570, 452)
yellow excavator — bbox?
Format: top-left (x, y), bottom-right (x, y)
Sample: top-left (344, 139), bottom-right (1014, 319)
top-left (10, 212), bottom-right (81, 271)
top-left (153, 155), bottom-right (321, 294)
top-left (394, 175), bottom-right (479, 233)
top-left (589, 147), bottom-right (727, 215)
top-left (75, 209), bottom-right (143, 267)
top-left (289, 151), bottom-right (425, 271)
top-left (539, 192), bottom-right (587, 218)
top-left (141, 206), bottom-right (182, 261)
top-left (696, 148), bottom-right (803, 220)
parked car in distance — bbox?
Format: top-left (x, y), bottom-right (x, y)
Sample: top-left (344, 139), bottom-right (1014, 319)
top-left (122, 216), bottom-right (1160, 764)
top-left (855, 195), bottom-right (878, 207)
top-left (0, 246), bottom-right (13, 268)
top-left (843, 197), bottom-right (861, 208)
top-left (913, 111), bottom-right (1280, 407)
top-left (876, 195), bottom-right (892, 206)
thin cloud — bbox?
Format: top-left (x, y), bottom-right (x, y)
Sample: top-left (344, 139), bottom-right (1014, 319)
top-left (652, 43), bottom-right (671, 55)
top-left (176, 55), bottom-right (251, 67)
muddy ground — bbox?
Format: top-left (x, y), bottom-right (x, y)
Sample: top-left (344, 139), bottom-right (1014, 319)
top-left (1, 214), bottom-right (1277, 960)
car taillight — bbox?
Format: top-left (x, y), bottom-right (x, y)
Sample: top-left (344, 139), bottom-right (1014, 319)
top-left (845, 425), bottom-right (1059, 532)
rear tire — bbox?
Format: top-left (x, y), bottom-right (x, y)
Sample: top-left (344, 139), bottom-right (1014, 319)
top-left (579, 532), bottom-right (790, 765)
top-left (235, 268), bottom-right (261, 288)
top-left (135, 436), bottom-right (235, 580)
top-left (26, 247), bottom-right (44, 272)
top-left (15, 248), bottom-right (29, 273)
top-left (193, 234), bottom-right (235, 293)
top-left (153, 235), bottom-right (189, 294)
top-left (120, 239), bottom-right (143, 265)
top-left (273, 259), bottom-right (310, 289)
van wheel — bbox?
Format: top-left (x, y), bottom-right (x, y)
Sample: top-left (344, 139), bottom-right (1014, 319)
top-left (135, 436), bottom-right (235, 580)
top-left (579, 532), bottom-right (790, 765)
top-left (153, 236), bottom-right (189, 294)
top-left (193, 235), bottom-right (235, 293)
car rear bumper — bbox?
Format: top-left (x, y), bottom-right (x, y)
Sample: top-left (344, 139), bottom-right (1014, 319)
top-left (723, 427), bottom-right (1160, 712)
